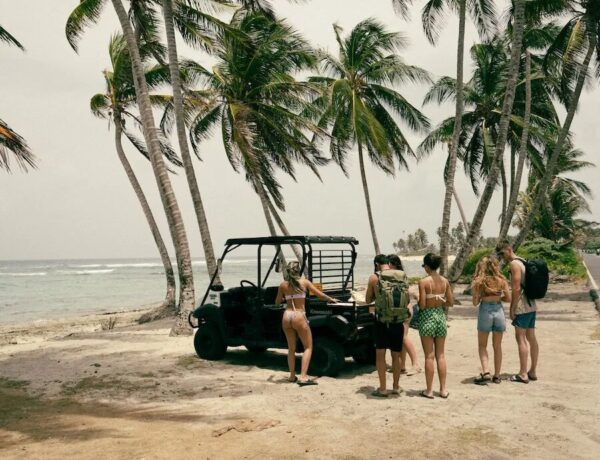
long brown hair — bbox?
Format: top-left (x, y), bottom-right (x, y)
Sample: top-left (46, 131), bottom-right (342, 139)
top-left (284, 261), bottom-right (303, 292)
top-left (472, 256), bottom-right (506, 294)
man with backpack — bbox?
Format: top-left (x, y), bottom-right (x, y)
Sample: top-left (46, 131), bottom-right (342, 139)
top-left (365, 254), bottom-right (411, 397)
top-left (496, 240), bottom-right (548, 384)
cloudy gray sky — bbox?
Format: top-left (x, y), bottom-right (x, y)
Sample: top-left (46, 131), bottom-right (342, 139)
top-left (1, 0), bottom-right (598, 261)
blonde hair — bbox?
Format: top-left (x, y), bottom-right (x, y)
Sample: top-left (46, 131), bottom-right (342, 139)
top-left (284, 261), bottom-right (303, 292)
top-left (472, 256), bottom-right (506, 294)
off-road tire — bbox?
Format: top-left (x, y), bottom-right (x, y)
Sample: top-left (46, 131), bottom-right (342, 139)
top-left (310, 337), bottom-right (344, 376)
top-left (351, 343), bottom-right (376, 365)
top-left (194, 323), bottom-right (226, 360)
top-left (245, 345), bottom-right (267, 354)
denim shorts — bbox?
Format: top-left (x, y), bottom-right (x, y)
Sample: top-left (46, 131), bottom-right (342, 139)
top-left (477, 302), bottom-right (506, 333)
top-left (512, 311), bottom-right (536, 329)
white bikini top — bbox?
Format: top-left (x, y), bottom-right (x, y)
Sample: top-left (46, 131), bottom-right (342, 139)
top-left (284, 293), bottom-right (306, 301)
top-left (425, 278), bottom-right (447, 302)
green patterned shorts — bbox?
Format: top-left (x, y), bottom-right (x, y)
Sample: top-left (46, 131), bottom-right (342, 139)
top-left (419, 307), bottom-right (447, 338)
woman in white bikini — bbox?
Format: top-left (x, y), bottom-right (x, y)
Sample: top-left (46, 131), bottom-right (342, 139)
top-left (418, 253), bottom-right (453, 399)
top-left (275, 261), bottom-right (339, 386)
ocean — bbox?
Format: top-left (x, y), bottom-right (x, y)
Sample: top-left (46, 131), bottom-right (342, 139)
top-left (0, 255), bottom-right (429, 325)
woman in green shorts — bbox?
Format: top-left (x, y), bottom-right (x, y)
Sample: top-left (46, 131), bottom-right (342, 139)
top-left (418, 253), bottom-right (453, 399)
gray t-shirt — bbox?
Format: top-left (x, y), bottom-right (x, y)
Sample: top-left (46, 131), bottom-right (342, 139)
top-left (511, 259), bottom-right (536, 314)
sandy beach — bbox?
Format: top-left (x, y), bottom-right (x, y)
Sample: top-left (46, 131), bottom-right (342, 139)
top-left (1, 281), bottom-right (599, 459)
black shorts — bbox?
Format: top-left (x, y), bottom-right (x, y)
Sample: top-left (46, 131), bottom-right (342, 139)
top-left (374, 320), bottom-right (404, 352)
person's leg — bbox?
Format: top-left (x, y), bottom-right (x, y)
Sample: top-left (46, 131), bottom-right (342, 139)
top-left (282, 315), bottom-right (297, 381)
top-left (477, 331), bottom-right (491, 375)
top-left (391, 351), bottom-right (402, 391)
top-left (391, 322), bottom-right (404, 391)
top-left (514, 327), bottom-right (529, 381)
top-left (376, 348), bottom-right (387, 392)
top-left (402, 321), bottom-right (420, 373)
top-left (434, 336), bottom-right (448, 397)
top-left (420, 336), bottom-right (435, 397)
top-left (526, 328), bottom-right (539, 379)
top-left (294, 316), bottom-right (313, 381)
top-left (492, 332), bottom-right (503, 378)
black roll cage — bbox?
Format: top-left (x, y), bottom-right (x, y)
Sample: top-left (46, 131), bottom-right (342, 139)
top-left (200, 236), bottom-right (358, 306)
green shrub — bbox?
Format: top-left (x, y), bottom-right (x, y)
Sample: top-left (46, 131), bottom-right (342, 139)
top-left (462, 247), bottom-right (495, 281)
top-left (519, 238), bottom-right (587, 279)
top-left (460, 238), bottom-right (587, 282)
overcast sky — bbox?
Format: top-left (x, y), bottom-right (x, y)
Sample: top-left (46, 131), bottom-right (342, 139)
top-left (1, 0), bottom-right (598, 261)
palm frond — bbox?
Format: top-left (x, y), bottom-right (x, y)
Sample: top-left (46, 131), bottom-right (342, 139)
top-left (65, 0), bottom-right (107, 52)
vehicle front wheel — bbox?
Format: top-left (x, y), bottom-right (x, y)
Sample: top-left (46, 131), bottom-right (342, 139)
top-left (194, 323), bottom-right (226, 360)
top-left (310, 337), bottom-right (344, 376)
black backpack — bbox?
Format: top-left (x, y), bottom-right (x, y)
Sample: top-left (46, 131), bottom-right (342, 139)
top-left (517, 257), bottom-right (549, 300)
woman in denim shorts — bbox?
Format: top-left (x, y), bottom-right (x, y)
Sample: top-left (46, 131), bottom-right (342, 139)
top-left (471, 257), bottom-right (511, 384)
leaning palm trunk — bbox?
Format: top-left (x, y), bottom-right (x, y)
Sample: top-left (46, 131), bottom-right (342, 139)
top-left (499, 52), bottom-right (531, 241)
top-left (358, 143), bottom-right (381, 254)
top-left (500, 157), bottom-right (508, 228)
top-left (113, 115), bottom-right (176, 322)
top-left (111, 0), bottom-right (195, 336)
top-left (266, 198), bottom-right (305, 265)
top-left (453, 188), bottom-right (469, 234)
top-left (448, 0), bottom-right (526, 281)
top-left (513, 35), bottom-right (597, 250)
top-left (439, 0), bottom-right (466, 276)
top-left (161, 0), bottom-right (221, 286)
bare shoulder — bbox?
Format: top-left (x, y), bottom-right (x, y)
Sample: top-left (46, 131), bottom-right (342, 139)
top-left (367, 273), bottom-right (378, 284)
top-left (418, 276), bottom-right (429, 287)
top-left (279, 280), bottom-right (289, 289)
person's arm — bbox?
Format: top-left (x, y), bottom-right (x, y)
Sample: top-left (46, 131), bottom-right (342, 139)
top-left (365, 274), bottom-right (378, 304)
top-left (501, 280), bottom-right (511, 303)
top-left (418, 279), bottom-right (427, 308)
top-left (444, 279), bottom-right (454, 308)
top-left (472, 282), bottom-right (480, 306)
top-left (275, 284), bottom-right (284, 305)
top-left (306, 280), bottom-right (338, 303)
top-left (509, 261), bottom-right (521, 320)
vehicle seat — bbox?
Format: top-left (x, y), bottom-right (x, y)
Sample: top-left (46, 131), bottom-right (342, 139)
top-left (263, 286), bottom-right (279, 305)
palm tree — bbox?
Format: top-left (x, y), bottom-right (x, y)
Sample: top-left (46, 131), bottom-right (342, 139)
top-left (448, 0), bottom-right (528, 281)
top-left (0, 24), bottom-right (36, 172)
top-left (514, 0), bottom-right (600, 248)
top-left (187, 12), bottom-right (326, 237)
top-left (417, 0), bottom-right (497, 275)
top-left (66, 0), bottom-right (198, 335)
top-left (160, 0), bottom-right (231, 286)
top-left (91, 34), bottom-right (184, 321)
top-left (311, 19), bottom-right (431, 254)
top-left (514, 146), bottom-right (594, 244)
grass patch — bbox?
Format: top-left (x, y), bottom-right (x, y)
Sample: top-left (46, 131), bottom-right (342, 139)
top-left (0, 377), bottom-right (30, 390)
top-left (60, 375), bottom-right (157, 396)
top-left (591, 325), bottom-right (600, 341)
top-left (177, 355), bottom-right (201, 368)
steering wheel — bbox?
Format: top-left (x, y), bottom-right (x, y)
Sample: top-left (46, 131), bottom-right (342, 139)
top-left (240, 279), bottom-right (258, 289)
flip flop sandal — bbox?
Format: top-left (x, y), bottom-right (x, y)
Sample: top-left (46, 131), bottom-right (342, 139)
top-left (492, 376), bottom-right (501, 384)
top-left (391, 387), bottom-right (403, 395)
top-left (371, 389), bottom-right (389, 398)
top-left (474, 372), bottom-right (492, 385)
top-left (439, 392), bottom-right (450, 399)
top-left (527, 372), bottom-right (538, 381)
top-left (509, 374), bottom-right (529, 384)
top-left (297, 379), bottom-right (318, 387)
top-left (419, 390), bottom-right (434, 400)
top-left (288, 376), bottom-right (298, 383)
top-left (400, 368), bottom-right (407, 375)
top-left (406, 368), bottom-right (422, 376)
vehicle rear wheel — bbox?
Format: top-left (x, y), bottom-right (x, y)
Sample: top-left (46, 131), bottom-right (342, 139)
top-left (194, 323), bottom-right (226, 360)
top-left (351, 343), bottom-right (376, 365)
top-left (310, 337), bottom-right (344, 376)
top-left (245, 345), bottom-right (267, 354)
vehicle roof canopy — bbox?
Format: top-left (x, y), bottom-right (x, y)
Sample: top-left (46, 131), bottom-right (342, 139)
top-left (225, 236), bottom-right (358, 246)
